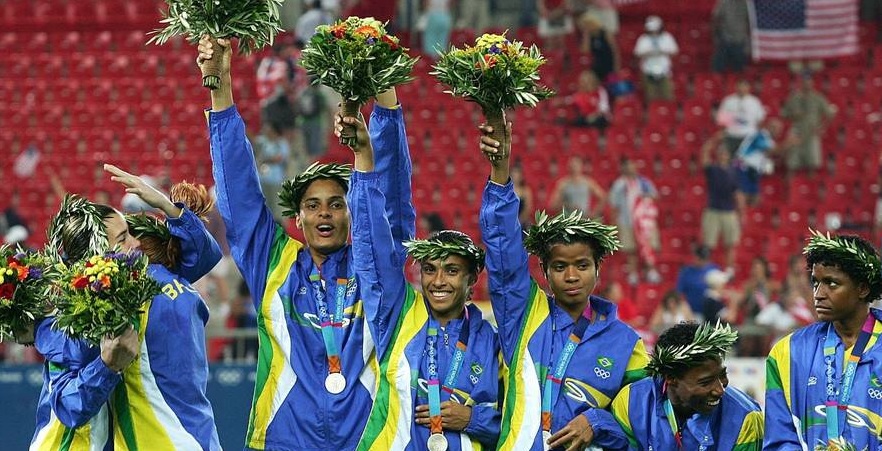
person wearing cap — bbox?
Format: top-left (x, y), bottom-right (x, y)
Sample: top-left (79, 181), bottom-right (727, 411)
top-left (198, 37), bottom-right (414, 450)
top-left (478, 117), bottom-right (648, 450)
top-left (780, 73), bottom-right (835, 176)
top-left (345, 116), bottom-right (500, 450)
top-left (611, 321), bottom-right (764, 450)
top-left (633, 15), bottom-right (679, 102)
top-left (765, 231), bottom-right (882, 450)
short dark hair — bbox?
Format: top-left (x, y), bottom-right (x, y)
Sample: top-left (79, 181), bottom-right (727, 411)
top-left (806, 234), bottom-right (882, 302)
top-left (655, 322), bottom-right (713, 379)
top-left (537, 235), bottom-right (607, 268)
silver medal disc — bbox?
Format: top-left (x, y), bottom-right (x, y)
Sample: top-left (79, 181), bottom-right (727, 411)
top-left (427, 433), bottom-right (448, 451)
top-left (324, 373), bottom-right (346, 394)
top-left (542, 430), bottom-right (552, 450)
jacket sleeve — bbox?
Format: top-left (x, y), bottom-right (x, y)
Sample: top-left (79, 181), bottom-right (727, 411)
top-left (369, 104), bottom-right (416, 261)
top-left (461, 327), bottom-right (502, 446)
top-left (479, 180), bottom-right (533, 362)
top-left (584, 407), bottom-right (629, 450)
top-left (208, 106), bottom-right (277, 306)
top-left (734, 410), bottom-right (764, 451)
top-left (35, 320), bottom-right (121, 428)
top-left (610, 384), bottom-right (640, 451)
top-left (167, 206), bottom-right (223, 283)
top-left (349, 170), bottom-right (408, 357)
top-left (622, 338), bottom-right (649, 385)
top-left (763, 335), bottom-right (802, 450)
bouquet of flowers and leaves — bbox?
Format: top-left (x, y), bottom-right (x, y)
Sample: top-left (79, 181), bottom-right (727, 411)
top-left (814, 439), bottom-right (867, 451)
top-left (148, 0), bottom-right (285, 89)
top-left (54, 251), bottom-right (160, 344)
top-left (431, 32), bottom-right (554, 159)
top-left (300, 16), bottom-right (418, 147)
top-left (0, 245), bottom-right (59, 344)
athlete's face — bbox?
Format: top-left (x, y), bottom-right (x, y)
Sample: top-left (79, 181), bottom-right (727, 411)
top-left (811, 263), bottom-right (870, 323)
top-left (296, 179), bottom-right (351, 258)
top-left (666, 358), bottom-right (728, 416)
top-left (103, 211), bottom-right (140, 252)
top-left (420, 255), bottom-right (474, 321)
top-left (544, 242), bottom-right (598, 314)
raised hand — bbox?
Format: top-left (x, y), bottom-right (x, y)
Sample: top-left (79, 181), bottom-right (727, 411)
top-left (334, 110), bottom-right (374, 171)
top-left (104, 164), bottom-right (182, 218)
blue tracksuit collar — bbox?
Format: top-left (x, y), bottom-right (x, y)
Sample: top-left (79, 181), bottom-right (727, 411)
top-left (296, 243), bottom-right (351, 279)
top-left (548, 295), bottom-right (618, 343)
top-left (820, 307), bottom-right (882, 364)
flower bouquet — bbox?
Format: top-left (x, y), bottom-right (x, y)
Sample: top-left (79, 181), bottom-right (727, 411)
top-left (148, 0), bottom-right (285, 89)
top-left (53, 251), bottom-right (160, 344)
top-left (0, 245), bottom-right (59, 344)
top-left (431, 32), bottom-right (554, 159)
top-left (300, 16), bottom-right (418, 147)
top-left (814, 439), bottom-right (867, 451)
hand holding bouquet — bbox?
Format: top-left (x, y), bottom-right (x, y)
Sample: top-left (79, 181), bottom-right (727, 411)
top-left (431, 32), bottom-right (553, 159)
top-left (149, 0), bottom-right (285, 89)
top-left (54, 251), bottom-right (160, 344)
top-left (0, 245), bottom-right (59, 344)
top-left (300, 16), bottom-right (417, 147)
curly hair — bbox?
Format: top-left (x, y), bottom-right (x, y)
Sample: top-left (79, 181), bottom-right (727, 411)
top-left (805, 234), bottom-right (882, 303)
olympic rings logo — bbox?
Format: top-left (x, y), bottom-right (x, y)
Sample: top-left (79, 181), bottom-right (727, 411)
top-left (593, 367), bottom-right (611, 379)
top-left (868, 388), bottom-right (882, 400)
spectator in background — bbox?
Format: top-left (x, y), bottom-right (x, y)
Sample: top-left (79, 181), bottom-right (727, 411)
top-left (700, 131), bottom-right (744, 275)
top-left (676, 244), bottom-right (719, 317)
top-left (711, 0), bottom-right (750, 73)
top-left (549, 156), bottom-right (607, 217)
top-left (456, 0), bottom-right (490, 32)
top-left (602, 280), bottom-right (645, 330)
top-left (537, 0), bottom-right (574, 49)
top-left (510, 164), bottom-right (535, 226)
top-left (565, 70), bottom-right (612, 129)
top-left (780, 73), bottom-right (835, 176)
top-left (717, 79), bottom-right (766, 156)
top-left (633, 15), bottom-right (678, 102)
top-left (578, 14), bottom-right (619, 82)
top-left (756, 283), bottom-right (814, 344)
top-left (734, 117), bottom-right (786, 205)
top-left (255, 122), bottom-right (292, 221)
top-left (226, 280), bottom-right (259, 361)
top-left (731, 257), bottom-right (779, 356)
top-left (581, 0), bottom-right (619, 36)
top-left (295, 76), bottom-right (330, 158)
top-left (610, 157), bottom-right (661, 285)
top-left (257, 40), bottom-right (298, 108)
top-left (648, 290), bottom-right (695, 335)
top-left (701, 268), bottom-right (732, 323)
top-left (421, 0), bottom-right (453, 58)
top-left (1, 192), bottom-right (29, 245)
top-left (295, 0), bottom-right (334, 44)
top-left (781, 254), bottom-right (813, 309)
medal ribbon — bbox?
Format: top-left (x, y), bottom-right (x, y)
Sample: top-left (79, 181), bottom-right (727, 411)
top-left (662, 397), bottom-right (682, 449)
top-left (309, 266), bottom-right (349, 377)
top-left (427, 310), bottom-right (471, 435)
top-left (823, 314), bottom-right (876, 446)
top-left (541, 307), bottom-right (592, 435)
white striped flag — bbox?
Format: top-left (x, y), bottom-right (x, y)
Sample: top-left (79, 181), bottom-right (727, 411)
top-left (749, 0), bottom-right (859, 60)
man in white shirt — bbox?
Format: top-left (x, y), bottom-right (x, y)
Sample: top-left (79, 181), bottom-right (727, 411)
top-left (633, 16), bottom-right (678, 102)
top-left (716, 79), bottom-right (766, 155)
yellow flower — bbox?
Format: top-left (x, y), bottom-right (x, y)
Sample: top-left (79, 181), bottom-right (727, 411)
top-left (476, 33), bottom-right (507, 51)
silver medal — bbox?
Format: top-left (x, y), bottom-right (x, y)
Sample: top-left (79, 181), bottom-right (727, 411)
top-left (542, 430), bottom-right (552, 450)
top-left (324, 373), bottom-right (346, 394)
top-left (427, 433), bottom-right (448, 451)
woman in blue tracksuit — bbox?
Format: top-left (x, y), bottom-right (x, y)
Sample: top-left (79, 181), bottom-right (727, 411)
top-left (765, 231), bottom-right (882, 450)
top-left (31, 171), bottom-right (222, 451)
top-left (478, 118), bottom-right (648, 451)
top-left (344, 116), bottom-right (500, 450)
top-left (198, 37), bottom-right (415, 451)
top-left (611, 322), bottom-right (763, 450)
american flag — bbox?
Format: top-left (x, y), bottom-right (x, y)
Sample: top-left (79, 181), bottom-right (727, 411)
top-left (749, 0), bottom-right (859, 60)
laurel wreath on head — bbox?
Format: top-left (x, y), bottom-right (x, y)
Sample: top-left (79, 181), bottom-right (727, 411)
top-left (804, 229), bottom-right (882, 288)
top-left (404, 231), bottom-right (486, 273)
top-left (523, 210), bottom-right (620, 258)
top-left (279, 162), bottom-right (353, 218)
top-left (46, 194), bottom-right (109, 263)
top-left (647, 321), bottom-right (738, 378)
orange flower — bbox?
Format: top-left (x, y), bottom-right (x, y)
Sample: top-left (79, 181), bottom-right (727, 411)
top-left (476, 54), bottom-right (498, 69)
top-left (381, 34), bottom-right (399, 50)
top-left (72, 276), bottom-right (89, 289)
top-left (9, 262), bottom-right (28, 281)
top-left (354, 25), bottom-right (379, 38)
top-left (99, 275), bottom-right (111, 288)
top-left (330, 24), bottom-right (346, 39)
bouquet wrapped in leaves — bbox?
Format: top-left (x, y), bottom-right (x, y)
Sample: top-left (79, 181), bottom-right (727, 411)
top-left (300, 16), bottom-right (418, 147)
top-left (148, 0), bottom-right (285, 89)
top-left (431, 32), bottom-right (554, 159)
top-left (54, 251), bottom-right (160, 344)
top-left (0, 245), bottom-right (59, 344)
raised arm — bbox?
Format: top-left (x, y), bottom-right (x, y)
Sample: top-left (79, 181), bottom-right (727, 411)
top-left (36, 320), bottom-right (137, 428)
top-left (368, 88), bottom-right (416, 260)
top-left (198, 36), bottom-right (278, 298)
top-left (477, 119), bottom-right (533, 360)
top-left (344, 114), bottom-right (409, 356)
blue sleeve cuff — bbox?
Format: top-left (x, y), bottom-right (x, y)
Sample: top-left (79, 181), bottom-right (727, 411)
top-left (372, 103), bottom-right (404, 117)
top-left (351, 170), bottom-right (381, 183)
top-left (485, 178), bottom-right (514, 194)
top-left (166, 204), bottom-right (197, 228)
top-left (207, 104), bottom-right (238, 121)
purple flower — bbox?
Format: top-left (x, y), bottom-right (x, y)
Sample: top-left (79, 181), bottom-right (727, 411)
top-left (489, 45), bottom-right (501, 54)
top-left (366, 37), bottom-right (376, 45)
top-left (14, 253), bottom-right (26, 261)
top-left (91, 280), bottom-right (104, 291)
top-left (28, 267), bottom-right (43, 280)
